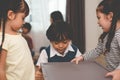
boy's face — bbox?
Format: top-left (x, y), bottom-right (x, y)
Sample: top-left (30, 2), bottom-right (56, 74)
top-left (51, 39), bottom-right (71, 54)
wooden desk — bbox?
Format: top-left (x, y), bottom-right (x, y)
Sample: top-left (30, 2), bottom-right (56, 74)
top-left (41, 61), bottom-right (112, 80)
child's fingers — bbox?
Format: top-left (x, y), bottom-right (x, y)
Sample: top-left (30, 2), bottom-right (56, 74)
top-left (105, 72), bottom-right (113, 77)
top-left (71, 58), bottom-right (76, 63)
top-left (76, 60), bottom-right (79, 64)
top-left (106, 69), bottom-right (120, 80)
top-left (35, 70), bottom-right (43, 78)
top-left (71, 58), bottom-right (79, 64)
top-left (71, 58), bottom-right (75, 62)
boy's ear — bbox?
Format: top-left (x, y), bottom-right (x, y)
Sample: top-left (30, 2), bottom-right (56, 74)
top-left (7, 10), bottom-right (16, 20)
top-left (107, 12), bottom-right (113, 21)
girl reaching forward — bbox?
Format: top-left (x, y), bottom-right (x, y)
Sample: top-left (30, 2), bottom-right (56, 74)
top-left (71, 0), bottom-right (120, 80)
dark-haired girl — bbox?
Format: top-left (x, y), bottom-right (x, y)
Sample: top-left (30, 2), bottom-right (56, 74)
top-left (0, 0), bottom-right (35, 80)
top-left (71, 0), bottom-right (120, 80)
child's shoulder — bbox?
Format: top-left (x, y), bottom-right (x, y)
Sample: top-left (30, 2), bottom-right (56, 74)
top-left (40, 46), bottom-right (49, 53)
top-left (69, 44), bottom-right (78, 52)
top-left (115, 29), bottom-right (120, 36)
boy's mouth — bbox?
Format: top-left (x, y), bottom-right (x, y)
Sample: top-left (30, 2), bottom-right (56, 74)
top-left (57, 49), bottom-right (65, 53)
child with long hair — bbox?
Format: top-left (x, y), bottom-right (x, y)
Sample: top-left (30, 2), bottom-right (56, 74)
top-left (71, 0), bottom-right (120, 80)
top-left (0, 0), bottom-right (35, 80)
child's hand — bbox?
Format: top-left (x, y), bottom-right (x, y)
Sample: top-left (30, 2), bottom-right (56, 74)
top-left (105, 69), bottom-right (120, 80)
top-left (35, 70), bottom-right (44, 80)
top-left (71, 56), bottom-right (84, 64)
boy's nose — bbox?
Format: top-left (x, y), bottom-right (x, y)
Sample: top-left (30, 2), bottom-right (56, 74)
top-left (58, 43), bottom-right (63, 48)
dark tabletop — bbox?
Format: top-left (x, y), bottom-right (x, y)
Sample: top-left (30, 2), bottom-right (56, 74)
top-left (41, 61), bottom-right (112, 80)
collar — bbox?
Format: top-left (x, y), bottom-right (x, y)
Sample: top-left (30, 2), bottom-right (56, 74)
top-left (50, 42), bottom-right (75, 57)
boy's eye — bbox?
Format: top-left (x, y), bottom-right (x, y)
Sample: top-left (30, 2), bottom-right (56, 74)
top-left (54, 42), bottom-right (59, 44)
top-left (63, 40), bottom-right (68, 44)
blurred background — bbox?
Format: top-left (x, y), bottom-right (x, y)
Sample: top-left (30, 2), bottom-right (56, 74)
top-left (25, 0), bottom-right (102, 54)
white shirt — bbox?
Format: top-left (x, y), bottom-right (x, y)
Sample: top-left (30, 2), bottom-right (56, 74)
top-left (36, 43), bottom-right (82, 66)
top-left (0, 33), bottom-right (35, 80)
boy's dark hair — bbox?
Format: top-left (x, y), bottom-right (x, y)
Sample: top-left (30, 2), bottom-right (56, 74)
top-left (46, 22), bottom-right (73, 42)
top-left (0, 0), bottom-right (29, 52)
top-left (50, 11), bottom-right (64, 23)
top-left (97, 0), bottom-right (120, 52)
top-left (23, 22), bottom-right (32, 33)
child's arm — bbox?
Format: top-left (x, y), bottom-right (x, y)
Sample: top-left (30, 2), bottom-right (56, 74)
top-left (0, 49), bottom-right (7, 80)
top-left (35, 66), bottom-right (44, 80)
top-left (35, 49), bottom-right (48, 80)
top-left (105, 69), bottom-right (120, 80)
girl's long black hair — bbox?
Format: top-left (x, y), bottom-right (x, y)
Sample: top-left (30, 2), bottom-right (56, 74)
top-left (97, 0), bottom-right (120, 52)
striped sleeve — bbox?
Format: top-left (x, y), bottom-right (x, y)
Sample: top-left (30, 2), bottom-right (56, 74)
top-left (83, 41), bottom-right (103, 60)
top-left (115, 33), bottom-right (120, 69)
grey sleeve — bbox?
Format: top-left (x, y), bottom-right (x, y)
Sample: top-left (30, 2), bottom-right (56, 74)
top-left (83, 41), bottom-right (104, 60)
top-left (115, 34), bottom-right (120, 69)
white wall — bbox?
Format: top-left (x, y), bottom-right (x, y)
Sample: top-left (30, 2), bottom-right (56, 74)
top-left (85, 0), bottom-right (102, 52)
